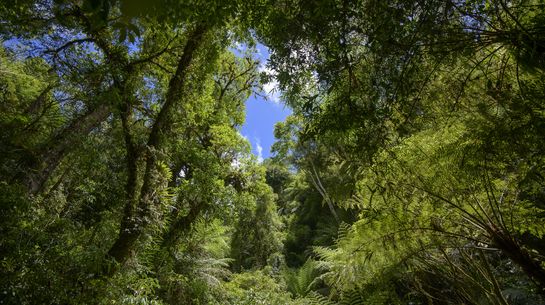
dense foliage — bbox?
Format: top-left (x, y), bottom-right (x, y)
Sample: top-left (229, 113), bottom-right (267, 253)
top-left (1, 0), bottom-right (545, 304)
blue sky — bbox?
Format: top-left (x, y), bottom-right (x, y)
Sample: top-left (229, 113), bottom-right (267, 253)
top-left (241, 93), bottom-right (291, 161)
top-left (238, 44), bottom-right (291, 161)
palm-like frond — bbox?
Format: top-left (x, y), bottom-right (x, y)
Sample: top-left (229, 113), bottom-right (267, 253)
top-left (283, 259), bottom-right (322, 298)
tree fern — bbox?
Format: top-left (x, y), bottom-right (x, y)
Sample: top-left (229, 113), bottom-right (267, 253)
top-left (306, 291), bottom-right (335, 305)
top-left (338, 290), bottom-right (366, 305)
top-left (283, 259), bottom-right (321, 298)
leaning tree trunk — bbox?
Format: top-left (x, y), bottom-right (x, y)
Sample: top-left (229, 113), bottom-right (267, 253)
top-left (28, 103), bottom-right (111, 194)
top-left (105, 24), bottom-right (208, 274)
top-left (490, 227), bottom-right (545, 294)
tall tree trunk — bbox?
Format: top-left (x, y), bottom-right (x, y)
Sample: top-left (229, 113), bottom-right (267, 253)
top-left (28, 103), bottom-right (111, 194)
top-left (491, 229), bottom-right (545, 293)
top-left (27, 5), bottom-right (128, 195)
top-left (106, 24), bottom-right (208, 272)
top-left (161, 203), bottom-right (204, 250)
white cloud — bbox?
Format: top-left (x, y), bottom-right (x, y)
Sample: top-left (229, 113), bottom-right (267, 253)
top-left (259, 65), bottom-right (281, 104)
top-left (256, 139), bottom-right (263, 163)
top-left (238, 131), bottom-right (249, 142)
top-left (229, 42), bottom-right (281, 104)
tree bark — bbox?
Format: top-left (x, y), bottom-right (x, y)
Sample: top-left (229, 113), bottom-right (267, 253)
top-left (161, 203), bottom-right (204, 250)
top-left (490, 226), bottom-right (545, 293)
top-left (26, 5), bottom-right (127, 195)
top-left (106, 24), bottom-right (208, 270)
top-left (28, 102), bottom-right (111, 194)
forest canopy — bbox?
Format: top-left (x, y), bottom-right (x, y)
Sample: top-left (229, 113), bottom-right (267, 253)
top-left (1, 0), bottom-right (545, 304)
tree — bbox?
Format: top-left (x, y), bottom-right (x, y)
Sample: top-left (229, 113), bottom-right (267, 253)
top-left (230, 175), bottom-right (284, 271)
top-left (3, 0), bottom-right (545, 304)
top-left (0, 0), bottom-right (267, 303)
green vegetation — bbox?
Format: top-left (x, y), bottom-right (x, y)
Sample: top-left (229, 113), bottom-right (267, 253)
top-left (1, 0), bottom-right (545, 304)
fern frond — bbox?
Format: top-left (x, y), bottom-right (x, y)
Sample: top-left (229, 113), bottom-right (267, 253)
top-left (306, 291), bottom-right (335, 305)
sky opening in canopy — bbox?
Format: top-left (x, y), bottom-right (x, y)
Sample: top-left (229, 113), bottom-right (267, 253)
top-left (236, 43), bottom-right (291, 161)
